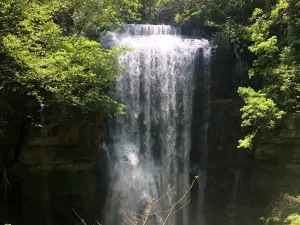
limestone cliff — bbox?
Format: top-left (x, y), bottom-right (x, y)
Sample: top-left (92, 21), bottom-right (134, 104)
top-left (0, 106), bottom-right (108, 225)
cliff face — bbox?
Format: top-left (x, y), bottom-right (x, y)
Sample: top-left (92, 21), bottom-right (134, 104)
top-left (0, 108), bottom-right (108, 225)
top-left (204, 41), bottom-right (300, 225)
top-left (1, 26), bottom-right (300, 225)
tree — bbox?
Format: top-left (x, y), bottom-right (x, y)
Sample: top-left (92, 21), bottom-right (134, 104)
top-left (0, 0), bottom-right (142, 120)
top-left (238, 0), bottom-right (300, 148)
top-left (0, 0), bottom-right (141, 187)
top-left (73, 177), bottom-right (199, 225)
top-left (266, 193), bottom-right (300, 225)
top-left (158, 0), bottom-right (300, 149)
top-left (64, 0), bottom-right (141, 36)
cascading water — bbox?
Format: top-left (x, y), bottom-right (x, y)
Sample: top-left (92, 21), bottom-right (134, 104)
top-left (104, 24), bottom-right (212, 225)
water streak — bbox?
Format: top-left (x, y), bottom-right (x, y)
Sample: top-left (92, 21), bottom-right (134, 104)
top-left (105, 24), bottom-right (212, 225)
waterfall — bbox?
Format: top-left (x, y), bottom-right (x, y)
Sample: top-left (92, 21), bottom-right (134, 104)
top-left (105, 24), bottom-right (212, 225)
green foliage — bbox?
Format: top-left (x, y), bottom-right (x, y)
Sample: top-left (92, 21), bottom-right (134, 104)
top-left (266, 194), bottom-right (300, 225)
top-left (156, 0), bottom-right (255, 27)
top-left (68, 0), bottom-right (141, 35)
top-left (286, 214), bottom-right (300, 225)
top-left (238, 133), bottom-right (255, 149)
top-left (238, 0), bottom-right (300, 147)
top-left (238, 87), bottom-right (284, 128)
top-left (139, 0), bottom-right (168, 22)
top-left (0, 0), bottom-right (143, 119)
top-left (238, 87), bottom-right (285, 148)
top-left (154, 0), bottom-right (300, 149)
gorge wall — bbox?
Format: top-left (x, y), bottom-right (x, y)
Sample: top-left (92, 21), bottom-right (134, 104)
top-left (0, 107), bottom-right (108, 225)
top-left (0, 25), bottom-right (299, 225)
top-left (203, 37), bottom-right (300, 225)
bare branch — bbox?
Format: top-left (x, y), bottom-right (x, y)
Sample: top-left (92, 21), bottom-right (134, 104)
top-left (3, 166), bottom-right (11, 197)
top-left (122, 176), bottom-right (198, 225)
top-left (173, 177), bottom-right (198, 206)
top-left (128, 211), bottom-right (144, 222)
top-left (170, 198), bottom-right (191, 216)
top-left (73, 208), bottom-right (87, 225)
top-left (142, 200), bottom-right (154, 225)
top-left (123, 211), bottom-right (138, 225)
top-left (152, 185), bottom-right (176, 205)
top-left (94, 218), bottom-right (102, 225)
top-left (153, 213), bottom-right (164, 225)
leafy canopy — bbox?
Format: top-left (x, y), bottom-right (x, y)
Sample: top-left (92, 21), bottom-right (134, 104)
top-left (238, 0), bottom-right (300, 148)
top-left (0, 0), bottom-right (141, 118)
top-left (157, 0), bottom-right (300, 149)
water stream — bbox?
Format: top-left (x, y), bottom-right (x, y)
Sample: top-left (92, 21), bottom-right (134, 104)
top-left (105, 24), bottom-right (212, 225)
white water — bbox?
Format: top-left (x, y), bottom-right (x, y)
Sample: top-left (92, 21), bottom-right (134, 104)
top-left (105, 24), bottom-right (212, 225)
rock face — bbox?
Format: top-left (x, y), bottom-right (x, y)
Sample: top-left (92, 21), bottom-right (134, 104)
top-left (1, 26), bottom-right (300, 225)
top-left (203, 39), bottom-right (300, 225)
top-left (0, 108), bottom-right (108, 225)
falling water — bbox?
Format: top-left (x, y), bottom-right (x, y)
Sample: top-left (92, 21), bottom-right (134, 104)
top-left (105, 24), bottom-right (212, 225)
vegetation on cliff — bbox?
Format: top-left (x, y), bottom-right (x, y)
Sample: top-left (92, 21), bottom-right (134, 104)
top-left (149, 0), bottom-right (300, 223)
top-left (1, 0), bottom-right (300, 224)
top-left (0, 1), bottom-right (140, 219)
top-left (0, 0), bottom-right (140, 168)
top-left (153, 0), bottom-right (300, 151)
top-left (0, 0), bottom-right (140, 123)
top-left (5, 0), bottom-right (299, 152)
